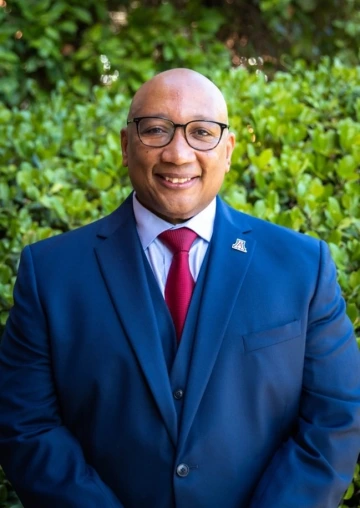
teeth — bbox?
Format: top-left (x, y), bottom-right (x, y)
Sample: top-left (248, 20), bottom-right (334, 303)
top-left (164, 177), bottom-right (192, 184)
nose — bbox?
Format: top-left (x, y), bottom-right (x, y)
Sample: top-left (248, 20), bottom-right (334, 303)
top-left (160, 126), bottom-right (197, 165)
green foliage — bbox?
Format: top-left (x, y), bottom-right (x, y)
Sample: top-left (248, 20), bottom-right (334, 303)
top-left (0, 466), bottom-right (22, 507)
top-left (0, 84), bottom-right (133, 330)
top-left (258, 0), bottom-right (360, 64)
top-left (3, 0), bottom-right (360, 109)
top-left (342, 464), bottom-right (360, 506)
top-left (0, 0), bottom-right (108, 105)
top-left (0, 0), bottom-right (229, 106)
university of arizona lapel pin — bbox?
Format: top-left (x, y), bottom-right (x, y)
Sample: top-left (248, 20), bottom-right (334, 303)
top-left (232, 238), bottom-right (247, 253)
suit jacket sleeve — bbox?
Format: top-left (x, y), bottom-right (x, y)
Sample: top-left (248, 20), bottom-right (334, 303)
top-left (249, 240), bottom-right (360, 508)
top-left (0, 246), bottom-right (124, 508)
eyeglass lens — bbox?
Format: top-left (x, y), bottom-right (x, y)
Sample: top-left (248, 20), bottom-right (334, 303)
top-left (137, 118), bottom-right (223, 150)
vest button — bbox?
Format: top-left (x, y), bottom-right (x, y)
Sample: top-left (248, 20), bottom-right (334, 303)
top-left (176, 463), bottom-right (190, 477)
top-left (173, 389), bottom-right (184, 400)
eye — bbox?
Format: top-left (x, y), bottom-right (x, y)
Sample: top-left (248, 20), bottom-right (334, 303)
top-left (189, 126), bottom-right (213, 138)
top-left (142, 126), bottom-right (167, 135)
top-left (139, 119), bottom-right (172, 137)
top-left (187, 121), bottom-right (220, 141)
top-left (193, 128), bottom-right (211, 137)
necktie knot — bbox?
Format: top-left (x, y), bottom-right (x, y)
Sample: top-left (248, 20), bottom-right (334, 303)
top-left (159, 227), bottom-right (198, 254)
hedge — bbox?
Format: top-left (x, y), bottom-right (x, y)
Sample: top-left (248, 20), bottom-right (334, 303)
top-left (0, 0), bottom-right (229, 107)
top-left (0, 60), bottom-right (359, 506)
top-left (2, 0), bottom-right (360, 109)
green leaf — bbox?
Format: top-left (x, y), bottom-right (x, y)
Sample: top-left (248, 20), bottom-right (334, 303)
top-left (69, 6), bottom-right (93, 24)
top-left (329, 243), bottom-right (348, 269)
top-left (25, 185), bottom-right (41, 201)
top-left (336, 155), bottom-right (359, 180)
top-left (347, 303), bottom-right (359, 325)
top-left (91, 170), bottom-right (112, 190)
top-left (0, 265), bottom-right (12, 284)
top-left (257, 149), bottom-right (274, 171)
top-left (349, 270), bottom-right (360, 289)
top-left (65, 189), bottom-right (87, 214)
top-left (0, 106), bottom-right (11, 123)
top-left (0, 483), bottom-right (7, 502)
top-left (0, 182), bottom-right (10, 201)
top-left (311, 128), bottom-right (337, 156)
top-left (325, 197), bottom-right (343, 225)
top-left (39, 195), bottom-right (67, 222)
top-left (0, 48), bottom-right (20, 64)
top-left (342, 480), bottom-right (354, 500)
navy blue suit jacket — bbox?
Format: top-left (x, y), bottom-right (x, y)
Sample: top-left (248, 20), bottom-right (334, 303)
top-left (0, 195), bottom-right (360, 507)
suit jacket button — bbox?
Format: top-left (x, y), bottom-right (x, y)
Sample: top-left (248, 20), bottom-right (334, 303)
top-left (173, 389), bottom-right (184, 400)
top-left (176, 463), bottom-right (190, 477)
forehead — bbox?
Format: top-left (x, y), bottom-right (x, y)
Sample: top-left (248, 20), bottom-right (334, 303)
top-left (130, 77), bottom-right (227, 122)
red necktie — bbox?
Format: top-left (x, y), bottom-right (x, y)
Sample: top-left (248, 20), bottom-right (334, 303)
top-left (159, 228), bottom-right (198, 341)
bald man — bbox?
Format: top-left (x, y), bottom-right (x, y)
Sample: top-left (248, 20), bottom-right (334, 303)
top-left (0, 69), bottom-right (359, 508)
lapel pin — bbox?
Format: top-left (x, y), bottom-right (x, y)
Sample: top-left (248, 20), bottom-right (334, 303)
top-left (232, 238), bottom-right (247, 253)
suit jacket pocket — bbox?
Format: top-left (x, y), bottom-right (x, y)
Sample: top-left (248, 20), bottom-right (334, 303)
top-left (242, 319), bottom-right (301, 353)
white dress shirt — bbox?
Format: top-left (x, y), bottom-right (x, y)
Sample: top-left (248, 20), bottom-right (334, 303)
top-left (133, 193), bottom-right (216, 297)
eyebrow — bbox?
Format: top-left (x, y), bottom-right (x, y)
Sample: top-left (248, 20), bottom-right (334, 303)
top-left (133, 113), bottom-right (214, 121)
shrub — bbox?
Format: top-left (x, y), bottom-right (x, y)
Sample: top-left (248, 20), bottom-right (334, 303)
top-left (0, 0), bottom-right (229, 107)
top-left (2, 0), bottom-right (360, 110)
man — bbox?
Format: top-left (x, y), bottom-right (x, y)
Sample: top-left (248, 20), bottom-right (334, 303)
top-left (0, 68), bottom-right (359, 508)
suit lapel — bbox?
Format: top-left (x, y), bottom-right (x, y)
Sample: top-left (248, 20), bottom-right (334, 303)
top-left (178, 198), bottom-right (256, 449)
top-left (94, 197), bottom-right (178, 445)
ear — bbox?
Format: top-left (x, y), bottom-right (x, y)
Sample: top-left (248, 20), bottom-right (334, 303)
top-left (120, 128), bottom-right (129, 167)
top-left (225, 131), bottom-right (236, 173)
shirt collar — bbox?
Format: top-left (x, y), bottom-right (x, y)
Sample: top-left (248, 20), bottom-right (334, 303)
top-left (133, 193), bottom-right (216, 250)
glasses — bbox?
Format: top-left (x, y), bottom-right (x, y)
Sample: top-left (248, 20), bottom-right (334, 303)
top-left (127, 116), bottom-right (229, 151)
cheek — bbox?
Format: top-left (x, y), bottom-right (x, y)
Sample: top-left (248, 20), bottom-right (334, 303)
top-left (129, 147), bottom-right (153, 171)
top-left (201, 152), bottom-right (228, 177)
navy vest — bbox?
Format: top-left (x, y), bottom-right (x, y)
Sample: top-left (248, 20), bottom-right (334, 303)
top-left (142, 244), bottom-right (212, 425)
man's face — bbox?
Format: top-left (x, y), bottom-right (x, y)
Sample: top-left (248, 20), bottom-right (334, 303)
top-left (121, 71), bottom-right (235, 224)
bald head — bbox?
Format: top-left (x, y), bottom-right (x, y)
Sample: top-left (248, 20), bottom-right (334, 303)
top-left (128, 68), bottom-right (229, 123)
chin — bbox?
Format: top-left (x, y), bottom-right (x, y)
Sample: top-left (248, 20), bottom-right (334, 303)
top-left (157, 209), bottom-right (194, 224)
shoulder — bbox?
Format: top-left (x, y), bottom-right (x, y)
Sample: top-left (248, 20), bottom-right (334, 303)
top-left (16, 198), bottom-right (134, 288)
top-left (217, 198), bottom-right (329, 281)
top-left (27, 196), bottom-right (133, 257)
top-left (219, 198), bottom-right (320, 250)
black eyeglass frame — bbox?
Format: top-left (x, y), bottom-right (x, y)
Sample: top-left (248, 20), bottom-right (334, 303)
top-left (126, 116), bottom-right (230, 151)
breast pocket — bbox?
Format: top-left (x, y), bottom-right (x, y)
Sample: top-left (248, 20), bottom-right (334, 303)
top-left (242, 319), bottom-right (302, 353)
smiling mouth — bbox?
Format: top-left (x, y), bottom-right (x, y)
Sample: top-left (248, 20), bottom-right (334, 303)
top-left (163, 176), bottom-right (193, 184)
